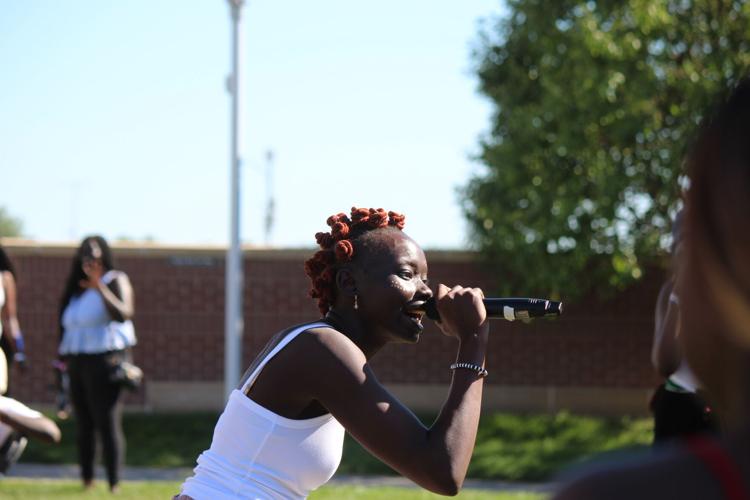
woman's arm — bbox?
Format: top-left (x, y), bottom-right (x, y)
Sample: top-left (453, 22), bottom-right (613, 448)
top-left (651, 280), bottom-right (681, 377)
top-left (79, 258), bottom-right (134, 323)
top-left (304, 285), bottom-right (488, 495)
top-left (96, 272), bottom-right (135, 322)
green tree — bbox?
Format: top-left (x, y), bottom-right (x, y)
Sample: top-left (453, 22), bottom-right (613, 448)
top-left (0, 207), bottom-right (23, 238)
top-left (464, 0), bottom-right (750, 299)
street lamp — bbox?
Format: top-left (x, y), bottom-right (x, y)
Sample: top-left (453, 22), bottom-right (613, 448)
top-left (224, 0), bottom-right (245, 401)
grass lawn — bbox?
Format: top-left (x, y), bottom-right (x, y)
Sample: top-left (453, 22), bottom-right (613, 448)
top-left (20, 410), bottom-right (652, 482)
top-left (0, 479), bottom-right (548, 499)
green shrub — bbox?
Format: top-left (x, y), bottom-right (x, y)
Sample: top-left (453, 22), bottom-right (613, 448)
top-left (468, 412), bottom-right (652, 480)
top-left (21, 410), bottom-right (652, 482)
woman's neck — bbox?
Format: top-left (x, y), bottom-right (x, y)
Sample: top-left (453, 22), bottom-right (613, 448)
top-left (324, 309), bottom-right (385, 360)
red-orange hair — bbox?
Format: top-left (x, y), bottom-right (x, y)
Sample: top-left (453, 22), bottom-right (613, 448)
top-left (304, 207), bottom-right (406, 315)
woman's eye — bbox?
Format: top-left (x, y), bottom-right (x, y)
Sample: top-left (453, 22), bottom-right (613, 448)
top-left (398, 271), bottom-right (414, 279)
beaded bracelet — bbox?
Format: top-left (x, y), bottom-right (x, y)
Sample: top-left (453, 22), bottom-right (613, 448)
top-left (450, 362), bottom-right (488, 378)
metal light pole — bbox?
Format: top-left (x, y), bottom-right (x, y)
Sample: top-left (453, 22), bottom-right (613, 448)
top-left (224, 0), bottom-right (245, 401)
top-left (264, 150), bottom-right (275, 246)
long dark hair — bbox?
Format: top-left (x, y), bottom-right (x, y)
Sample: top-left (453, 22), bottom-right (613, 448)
top-left (0, 246), bottom-right (16, 277)
top-left (58, 235), bottom-right (115, 328)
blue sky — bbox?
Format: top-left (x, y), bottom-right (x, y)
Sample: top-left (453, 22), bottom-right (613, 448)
top-left (1, 0), bottom-right (504, 249)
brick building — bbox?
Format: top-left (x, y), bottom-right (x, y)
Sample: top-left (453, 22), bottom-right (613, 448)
top-left (3, 240), bottom-right (661, 415)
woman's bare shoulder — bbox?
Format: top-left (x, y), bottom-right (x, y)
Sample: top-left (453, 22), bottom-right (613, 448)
top-left (238, 322), bottom-right (363, 389)
top-left (293, 324), bottom-right (367, 370)
top-left (108, 269), bottom-right (131, 281)
top-left (554, 445), bottom-right (722, 500)
top-left (1, 270), bottom-right (14, 287)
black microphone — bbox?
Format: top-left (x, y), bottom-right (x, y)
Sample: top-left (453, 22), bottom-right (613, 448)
top-left (421, 297), bottom-right (562, 322)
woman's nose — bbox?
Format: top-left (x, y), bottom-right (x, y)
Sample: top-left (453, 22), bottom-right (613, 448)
top-left (417, 279), bottom-right (433, 299)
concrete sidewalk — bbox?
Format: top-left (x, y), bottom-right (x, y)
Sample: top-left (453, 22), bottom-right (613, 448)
top-left (8, 463), bottom-right (556, 493)
top-left (8, 462), bottom-right (192, 482)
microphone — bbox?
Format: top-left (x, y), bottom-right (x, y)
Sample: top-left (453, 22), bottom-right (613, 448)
top-left (421, 297), bottom-right (562, 322)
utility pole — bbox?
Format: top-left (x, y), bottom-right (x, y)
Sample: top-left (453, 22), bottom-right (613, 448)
top-left (264, 150), bottom-right (275, 246)
top-left (224, 0), bottom-right (245, 401)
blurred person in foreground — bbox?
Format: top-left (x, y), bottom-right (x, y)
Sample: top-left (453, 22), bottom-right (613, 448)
top-left (0, 245), bottom-right (60, 475)
top-left (177, 207), bottom-right (489, 499)
top-left (650, 209), bottom-right (718, 444)
top-left (59, 236), bottom-right (136, 493)
top-left (555, 77), bottom-right (750, 499)
top-left (0, 246), bottom-right (27, 394)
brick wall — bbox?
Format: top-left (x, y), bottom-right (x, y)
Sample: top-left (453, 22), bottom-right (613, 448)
top-left (2, 241), bottom-right (663, 412)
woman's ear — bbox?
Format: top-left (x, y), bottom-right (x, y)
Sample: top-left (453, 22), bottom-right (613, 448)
top-left (335, 267), bottom-right (357, 297)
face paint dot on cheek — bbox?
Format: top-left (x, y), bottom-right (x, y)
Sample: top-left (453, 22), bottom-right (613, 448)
top-left (387, 276), bottom-right (416, 295)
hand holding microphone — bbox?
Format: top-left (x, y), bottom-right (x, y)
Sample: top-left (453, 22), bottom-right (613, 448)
top-left (430, 284), bottom-right (489, 342)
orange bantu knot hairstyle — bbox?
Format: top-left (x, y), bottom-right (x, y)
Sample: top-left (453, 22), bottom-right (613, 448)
top-left (304, 207), bottom-right (406, 315)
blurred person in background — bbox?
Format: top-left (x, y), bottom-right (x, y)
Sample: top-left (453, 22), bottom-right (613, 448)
top-left (555, 77), bottom-right (750, 499)
top-left (0, 245), bottom-right (60, 475)
top-left (650, 210), bottom-right (718, 444)
top-left (59, 235), bottom-right (136, 493)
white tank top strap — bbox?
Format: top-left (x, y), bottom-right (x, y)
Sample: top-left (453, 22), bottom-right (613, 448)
top-left (239, 321), bottom-right (330, 393)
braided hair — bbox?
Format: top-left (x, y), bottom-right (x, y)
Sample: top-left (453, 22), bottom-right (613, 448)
top-left (304, 207), bottom-right (406, 316)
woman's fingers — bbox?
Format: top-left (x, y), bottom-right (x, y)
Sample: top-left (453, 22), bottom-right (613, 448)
top-left (435, 283), bottom-right (451, 300)
top-left (434, 284), bottom-right (487, 340)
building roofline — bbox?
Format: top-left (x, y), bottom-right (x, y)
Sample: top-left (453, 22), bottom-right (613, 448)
top-left (0, 238), bottom-right (478, 262)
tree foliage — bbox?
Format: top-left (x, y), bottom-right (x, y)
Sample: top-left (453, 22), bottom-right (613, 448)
top-left (463, 0), bottom-right (750, 299)
top-left (0, 207), bottom-right (23, 238)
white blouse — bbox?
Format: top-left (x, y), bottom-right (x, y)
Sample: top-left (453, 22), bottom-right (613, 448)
top-left (59, 270), bottom-right (136, 355)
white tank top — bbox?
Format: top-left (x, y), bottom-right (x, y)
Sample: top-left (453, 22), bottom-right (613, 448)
top-left (180, 322), bottom-right (345, 500)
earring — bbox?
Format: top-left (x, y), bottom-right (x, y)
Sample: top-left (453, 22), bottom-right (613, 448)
top-left (354, 292), bottom-right (359, 310)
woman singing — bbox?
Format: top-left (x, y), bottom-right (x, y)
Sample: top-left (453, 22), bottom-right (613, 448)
top-left (178, 207), bottom-right (490, 499)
